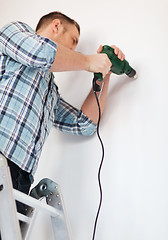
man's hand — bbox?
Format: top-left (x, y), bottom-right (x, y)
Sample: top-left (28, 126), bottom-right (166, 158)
top-left (85, 53), bottom-right (111, 78)
top-left (97, 45), bottom-right (125, 61)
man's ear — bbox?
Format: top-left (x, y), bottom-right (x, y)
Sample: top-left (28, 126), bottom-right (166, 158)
top-left (52, 19), bottom-right (63, 34)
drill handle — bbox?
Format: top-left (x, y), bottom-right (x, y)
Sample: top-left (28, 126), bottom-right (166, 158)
top-left (94, 45), bottom-right (114, 82)
top-left (94, 72), bottom-right (104, 82)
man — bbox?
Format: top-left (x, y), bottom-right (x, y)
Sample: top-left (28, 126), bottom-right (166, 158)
top-left (0, 11), bottom-right (125, 214)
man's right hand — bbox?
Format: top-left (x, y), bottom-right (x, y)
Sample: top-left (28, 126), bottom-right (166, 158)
top-left (85, 53), bottom-right (111, 78)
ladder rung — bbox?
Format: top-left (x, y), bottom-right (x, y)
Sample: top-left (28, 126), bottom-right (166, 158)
top-left (13, 189), bottom-right (61, 218)
top-left (17, 212), bottom-right (31, 224)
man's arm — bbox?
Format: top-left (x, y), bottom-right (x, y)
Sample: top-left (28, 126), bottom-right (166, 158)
top-left (53, 97), bottom-right (97, 136)
top-left (81, 74), bottom-right (110, 124)
top-left (0, 22), bottom-right (111, 76)
top-left (0, 21), bottom-right (58, 71)
top-left (50, 43), bottom-right (111, 78)
top-left (81, 45), bottom-right (125, 124)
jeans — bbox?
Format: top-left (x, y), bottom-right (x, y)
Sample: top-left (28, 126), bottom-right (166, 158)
top-left (7, 159), bottom-right (32, 214)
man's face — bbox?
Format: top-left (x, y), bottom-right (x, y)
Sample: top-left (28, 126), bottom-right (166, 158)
top-left (54, 23), bottom-right (79, 51)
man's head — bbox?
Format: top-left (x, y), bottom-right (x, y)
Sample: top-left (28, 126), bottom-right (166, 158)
top-left (36, 11), bottom-right (80, 50)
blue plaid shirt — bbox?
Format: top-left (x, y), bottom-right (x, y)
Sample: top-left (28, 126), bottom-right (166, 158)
top-left (0, 21), bottom-right (96, 176)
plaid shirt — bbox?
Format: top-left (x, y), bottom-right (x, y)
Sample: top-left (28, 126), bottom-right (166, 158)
top-left (0, 21), bottom-right (96, 176)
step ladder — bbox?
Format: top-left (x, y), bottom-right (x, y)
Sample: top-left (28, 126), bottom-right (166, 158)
top-left (0, 154), bottom-right (71, 240)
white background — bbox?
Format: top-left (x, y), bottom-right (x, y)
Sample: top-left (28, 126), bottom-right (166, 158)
top-left (1, 0), bottom-right (168, 239)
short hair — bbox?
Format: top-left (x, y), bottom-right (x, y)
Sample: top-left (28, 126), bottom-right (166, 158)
top-left (36, 11), bottom-right (80, 34)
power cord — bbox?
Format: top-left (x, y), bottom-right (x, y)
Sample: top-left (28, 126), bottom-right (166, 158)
top-left (92, 77), bottom-right (105, 240)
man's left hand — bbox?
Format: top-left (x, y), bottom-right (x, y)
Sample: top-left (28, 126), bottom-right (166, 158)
top-left (97, 45), bottom-right (125, 78)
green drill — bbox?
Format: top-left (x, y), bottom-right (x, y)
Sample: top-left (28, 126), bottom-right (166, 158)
top-left (94, 45), bottom-right (137, 82)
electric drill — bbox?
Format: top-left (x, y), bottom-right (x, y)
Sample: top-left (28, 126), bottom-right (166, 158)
top-left (94, 45), bottom-right (137, 82)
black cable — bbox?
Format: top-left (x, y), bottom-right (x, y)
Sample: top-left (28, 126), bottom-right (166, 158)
top-left (92, 78), bottom-right (105, 240)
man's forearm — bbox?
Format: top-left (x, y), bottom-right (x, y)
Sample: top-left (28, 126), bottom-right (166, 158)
top-left (50, 43), bottom-right (87, 72)
top-left (50, 43), bottom-right (111, 77)
top-left (81, 74), bottom-right (110, 124)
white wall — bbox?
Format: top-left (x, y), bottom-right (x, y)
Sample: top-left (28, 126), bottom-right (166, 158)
top-left (1, 0), bottom-right (168, 239)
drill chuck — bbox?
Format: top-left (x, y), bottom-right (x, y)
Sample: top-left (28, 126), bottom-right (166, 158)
top-left (94, 45), bottom-right (137, 81)
top-left (127, 68), bottom-right (137, 78)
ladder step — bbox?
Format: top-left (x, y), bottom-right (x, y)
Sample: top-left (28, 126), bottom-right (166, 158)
top-left (13, 189), bottom-right (61, 218)
top-left (17, 213), bottom-right (31, 224)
